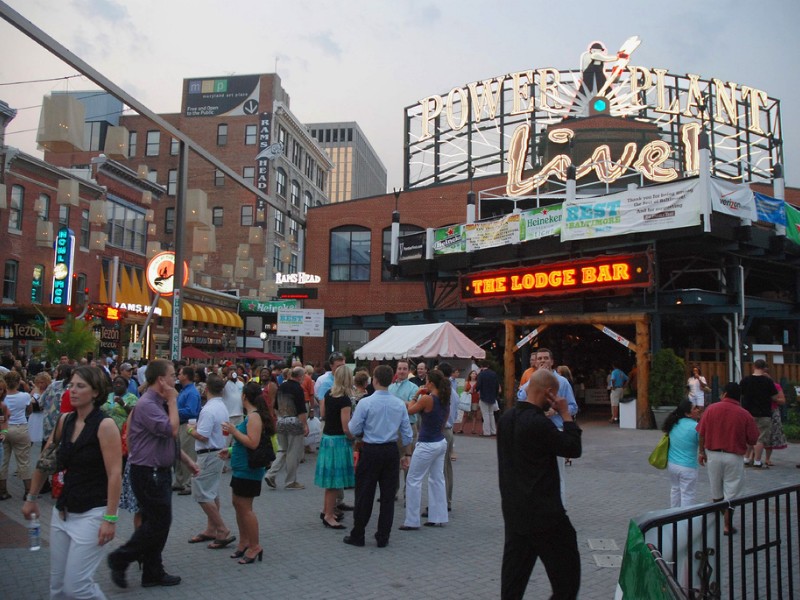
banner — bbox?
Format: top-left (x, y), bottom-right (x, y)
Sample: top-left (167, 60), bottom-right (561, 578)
top-left (519, 204), bottom-right (562, 242)
top-left (754, 192), bottom-right (786, 226)
top-left (398, 231), bottom-right (426, 261)
top-left (433, 224), bottom-right (466, 255)
top-left (466, 213), bottom-right (520, 251)
top-left (710, 178), bottom-right (757, 221)
top-left (785, 203), bottom-right (800, 245)
top-left (561, 180), bottom-right (701, 242)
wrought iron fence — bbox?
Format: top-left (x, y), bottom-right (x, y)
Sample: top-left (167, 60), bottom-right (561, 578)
top-left (626, 484), bottom-right (799, 599)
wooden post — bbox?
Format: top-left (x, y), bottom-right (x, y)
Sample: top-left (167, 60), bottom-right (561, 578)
top-left (504, 320), bottom-right (516, 408)
top-left (635, 315), bottom-right (651, 429)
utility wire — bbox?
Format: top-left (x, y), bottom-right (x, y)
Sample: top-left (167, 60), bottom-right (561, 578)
top-left (0, 74), bottom-right (83, 86)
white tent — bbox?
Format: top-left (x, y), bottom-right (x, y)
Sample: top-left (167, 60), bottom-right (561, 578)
top-left (353, 322), bottom-right (486, 361)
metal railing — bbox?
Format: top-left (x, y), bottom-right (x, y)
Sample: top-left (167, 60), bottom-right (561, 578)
top-left (632, 484), bottom-right (800, 599)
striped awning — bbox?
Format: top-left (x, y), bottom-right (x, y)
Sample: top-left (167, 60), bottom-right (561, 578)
top-left (154, 298), bottom-right (241, 328)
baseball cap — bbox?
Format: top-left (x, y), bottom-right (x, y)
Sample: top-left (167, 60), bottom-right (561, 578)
top-left (231, 372), bottom-right (238, 379)
top-left (120, 362), bottom-right (133, 371)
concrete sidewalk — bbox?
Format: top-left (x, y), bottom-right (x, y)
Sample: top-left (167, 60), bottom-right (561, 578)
top-left (1, 414), bottom-right (798, 599)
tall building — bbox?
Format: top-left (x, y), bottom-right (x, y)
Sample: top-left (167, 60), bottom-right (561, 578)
top-left (307, 121), bottom-right (387, 202)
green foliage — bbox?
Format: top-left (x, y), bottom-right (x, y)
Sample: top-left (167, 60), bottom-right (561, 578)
top-left (43, 317), bottom-right (98, 363)
top-left (648, 348), bottom-right (686, 408)
top-left (785, 403), bottom-right (800, 442)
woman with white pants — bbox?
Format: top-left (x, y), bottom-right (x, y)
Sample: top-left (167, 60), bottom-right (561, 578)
top-left (23, 366), bottom-right (122, 599)
top-left (400, 369), bottom-right (450, 530)
top-left (662, 399), bottom-right (701, 507)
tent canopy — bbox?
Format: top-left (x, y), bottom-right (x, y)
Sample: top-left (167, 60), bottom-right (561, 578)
top-left (353, 322), bottom-right (486, 361)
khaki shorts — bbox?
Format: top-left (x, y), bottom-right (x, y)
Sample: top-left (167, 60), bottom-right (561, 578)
top-left (755, 417), bottom-right (772, 445)
top-left (192, 452), bottom-right (224, 503)
top-left (706, 450), bottom-right (744, 501)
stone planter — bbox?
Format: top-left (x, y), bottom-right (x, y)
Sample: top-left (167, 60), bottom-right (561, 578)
top-left (651, 406), bottom-right (676, 430)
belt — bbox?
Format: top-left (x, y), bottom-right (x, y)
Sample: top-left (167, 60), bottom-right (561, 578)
top-left (363, 441), bottom-right (396, 447)
top-left (196, 448), bottom-right (222, 455)
top-left (709, 449), bottom-right (732, 453)
top-left (131, 464), bottom-right (171, 473)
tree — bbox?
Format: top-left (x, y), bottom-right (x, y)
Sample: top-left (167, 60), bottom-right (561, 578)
top-left (43, 316), bottom-right (98, 363)
top-left (648, 348), bottom-right (686, 408)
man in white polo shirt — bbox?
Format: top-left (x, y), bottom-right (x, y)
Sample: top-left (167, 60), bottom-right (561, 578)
top-left (186, 374), bottom-right (235, 548)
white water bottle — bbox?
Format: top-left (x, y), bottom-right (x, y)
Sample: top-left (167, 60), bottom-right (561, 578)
top-left (29, 513), bottom-right (41, 551)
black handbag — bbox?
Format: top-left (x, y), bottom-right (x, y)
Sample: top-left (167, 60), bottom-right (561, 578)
top-left (36, 414), bottom-right (71, 476)
top-left (247, 431), bottom-right (276, 469)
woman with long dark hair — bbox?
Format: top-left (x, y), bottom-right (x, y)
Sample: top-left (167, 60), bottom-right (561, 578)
top-left (221, 381), bottom-right (274, 564)
top-left (23, 366), bottom-right (122, 597)
top-left (400, 369), bottom-right (450, 530)
top-left (662, 398), bottom-right (701, 507)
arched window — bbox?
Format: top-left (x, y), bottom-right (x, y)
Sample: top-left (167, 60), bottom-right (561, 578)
top-left (290, 180), bottom-right (301, 207)
top-left (330, 226), bottom-right (370, 282)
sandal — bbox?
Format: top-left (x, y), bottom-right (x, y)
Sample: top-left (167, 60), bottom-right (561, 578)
top-left (207, 536), bottom-right (236, 549)
top-left (188, 533), bottom-right (215, 544)
top-left (0, 492), bottom-right (11, 501)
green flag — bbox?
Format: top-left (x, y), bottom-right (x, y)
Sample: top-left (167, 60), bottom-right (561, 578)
top-left (785, 203), bottom-right (800, 245)
top-left (617, 520), bottom-right (676, 599)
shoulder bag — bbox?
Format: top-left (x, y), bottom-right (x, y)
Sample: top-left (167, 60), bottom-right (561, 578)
top-left (36, 413), bottom-right (71, 476)
top-left (648, 434), bottom-right (669, 470)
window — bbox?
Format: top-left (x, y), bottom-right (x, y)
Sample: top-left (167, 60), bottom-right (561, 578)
top-left (3, 260), bottom-right (18, 301)
top-left (38, 193), bottom-right (51, 221)
top-left (272, 244), bottom-right (282, 270)
top-left (382, 225), bottom-right (424, 280)
top-left (245, 124), bottom-right (257, 145)
top-left (330, 226), bottom-right (370, 281)
top-left (290, 180), bottom-right (300, 207)
top-left (128, 131), bottom-right (137, 157)
top-left (348, 128), bottom-right (353, 142)
top-left (59, 205), bottom-right (70, 228)
top-left (274, 210), bottom-right (284, 235)
top-left (305, 155), bottom-right (314, 179)
top-left (167, 169), bottom-right (177, 196)
top-left (278, 127), bottom-right (288, 155)
top-left (243, 166), bottom-right (255, 186)
top-left (9, 185), bottom-right (23, 231)
top-left (289, 253), bottom-right (298, 274)
top-left (292, 140), bottom-right (301, 167)
top-left (316, 166), bottom-right (325, 191)
top-left (145, 130), bottom-right (160, 156)
top-left (276, 168), bottom-right (286, 197)
top-left (214, 169), bottom-right (224, 187)
top-left (304, 191), bottom-right (312, 214)
top-left (106, 199), bottom-right (146, 253)
top-left (83, 121), bottom-right (105, 152)
top-left (289, 218), bottom-right (299, 240)
top-left (146, 170), bottom-right (158, 183)
top-left (80, 209), bottom-right (90, 249)
top-left (74, 273), bottom-right (87, 307)
top-left (212, 207), bottom-right (223, 227)
top-left (165, 207), bottom-right (175, 234)
top-left (241, 205), bottom-right (254, 227)
top-left (217, 123), bottom-right (228, 146)
top-left (170, 137), bottom-right (179, 155)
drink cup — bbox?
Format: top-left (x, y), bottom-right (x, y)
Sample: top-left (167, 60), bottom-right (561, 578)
top-left (188, 418), bottom-right (197, 427)
top-left (222, 424), bottom-right (229, 436)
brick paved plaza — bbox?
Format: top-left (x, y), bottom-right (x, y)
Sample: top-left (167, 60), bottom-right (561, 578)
top-left (2, 414), bottom-right (798, 599)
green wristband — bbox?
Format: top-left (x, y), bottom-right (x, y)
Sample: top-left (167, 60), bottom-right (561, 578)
top-left (0, 429), bottom-right (8, 434)
top-left (103, 514), bottom-right (119, 523)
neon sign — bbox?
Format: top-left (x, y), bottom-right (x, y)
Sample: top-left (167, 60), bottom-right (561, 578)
top-left (275, 271), bottom-right (321, 285)
top-left (460, 253), bottom-right (651, 302)
top-left (51, 227), bottom-right (75, 306)
top-left (404, 38), bottom-right (781, 191)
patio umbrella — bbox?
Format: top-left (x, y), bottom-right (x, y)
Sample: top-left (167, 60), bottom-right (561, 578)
top-left (182, 346), bottom-right (212, 360)
top-left (241, 349), bottom-right (283, 361)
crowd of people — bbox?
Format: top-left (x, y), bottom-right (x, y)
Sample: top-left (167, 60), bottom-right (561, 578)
top-left (0, 348), bottom-right (797, 599)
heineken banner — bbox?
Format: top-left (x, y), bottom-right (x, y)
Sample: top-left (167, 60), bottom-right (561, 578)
top-left (520, 204), bottom-right (563, 242)
top-left (710, 178), bottom-right (757, 221)
top-left (433, 224), bottom-right (466, 255)
top-left (561, 180), bottom-right (702, 242)
top-left (466, 213), bottom-right (520, 252)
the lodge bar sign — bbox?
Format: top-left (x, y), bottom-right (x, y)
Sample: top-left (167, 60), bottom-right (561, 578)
top-left (461, 253), bottom-right (652, 302)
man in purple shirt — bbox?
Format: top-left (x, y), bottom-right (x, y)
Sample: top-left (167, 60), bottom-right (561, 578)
top-left (108, 359), bottom-right (182, 589)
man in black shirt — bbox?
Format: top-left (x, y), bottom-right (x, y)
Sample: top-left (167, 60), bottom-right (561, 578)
top-left (497, 369), bottom-right (582, 600)
top-left (265, 367), bottom-right (309, 490)
top-left (739, 359), bottom-right (778, 468)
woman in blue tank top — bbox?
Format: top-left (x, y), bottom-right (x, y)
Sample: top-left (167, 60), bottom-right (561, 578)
top-left (400, 369), bottom-right (450, 530)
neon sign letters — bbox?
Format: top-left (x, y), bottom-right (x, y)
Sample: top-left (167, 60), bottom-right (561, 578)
top-left (460, 254), bottom-right (651, 301)
top-left (51, 227), bottom-right (75, 305)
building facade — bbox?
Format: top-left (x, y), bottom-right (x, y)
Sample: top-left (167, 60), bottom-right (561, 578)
top-left (307, 121), bottom-right (387, 202)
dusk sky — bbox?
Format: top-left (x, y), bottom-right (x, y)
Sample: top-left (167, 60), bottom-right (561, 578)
top-left (1, 0), bottom-right (798, 189)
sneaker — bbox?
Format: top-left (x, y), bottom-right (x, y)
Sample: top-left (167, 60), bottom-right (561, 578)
top-left (142, 573), bottom-right (182, 587)
top-left (285, 482), bottom-right (305, 490)
top-left (264, 476), bottom-right (276, 489)
top-left (752, 462), bottom-right (768, 469)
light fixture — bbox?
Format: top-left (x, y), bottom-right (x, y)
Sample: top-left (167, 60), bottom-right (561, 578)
top-left (675, 297), bottom-right (683, 305)
top-left (259, 331), bottom-right (267, 341)
top-left (103, 126), bottom-right (129, 160)
top-left (57, 178), bottom-right (80, 206)
top-left (141, 191), bottom-right (152, 206)
top-left (36, 94), bottom-right (85, 153)
top-left (35, 221), bottom-right (53, 247)
top-left (89, 200), bottom-right (107, 225)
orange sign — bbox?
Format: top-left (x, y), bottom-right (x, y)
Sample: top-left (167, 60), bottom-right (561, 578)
top-left (460, 253), bottom-right (651, 301)
top-left (146, 252), bottom-right (189, 296)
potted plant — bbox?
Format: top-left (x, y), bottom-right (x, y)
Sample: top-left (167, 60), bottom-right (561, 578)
top-left (648, 348), bottom-right (687, 429)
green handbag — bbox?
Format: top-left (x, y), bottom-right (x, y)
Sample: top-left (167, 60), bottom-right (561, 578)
top-left (648, 434), bottom-right (669, 469)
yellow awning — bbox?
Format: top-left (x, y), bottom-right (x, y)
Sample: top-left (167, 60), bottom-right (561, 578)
top-left (183, 303), bottom-right (198, 322)
top-left (157, 297), bottom-right (172, 317)
top-left (194, 305), bottom-right (209, 323)
top-left (207, 307), bottom-right (224, 325)
top-left (230, 311), bottom-right (244, 329)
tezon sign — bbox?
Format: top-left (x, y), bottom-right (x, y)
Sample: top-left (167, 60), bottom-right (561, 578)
top-left (404, 37), bottom-right (781, 194)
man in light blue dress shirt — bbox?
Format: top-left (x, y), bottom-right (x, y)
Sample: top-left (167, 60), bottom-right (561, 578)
top-left (345, 365), bottom-right (413, 549)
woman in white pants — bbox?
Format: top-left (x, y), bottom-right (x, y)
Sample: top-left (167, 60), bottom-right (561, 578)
top-left (23, 366), bottom-right (122, 599)
top-left (400, 369), bottom-right (450, 530)
top-left (662, 399), bottom-right (701, 507)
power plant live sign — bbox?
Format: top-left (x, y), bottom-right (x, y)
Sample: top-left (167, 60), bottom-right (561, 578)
top-left (277, 309), bottom-right (324, 337)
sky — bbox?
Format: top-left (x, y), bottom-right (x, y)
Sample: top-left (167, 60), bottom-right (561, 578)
top-left (1, 0), bottom-right (799, 190)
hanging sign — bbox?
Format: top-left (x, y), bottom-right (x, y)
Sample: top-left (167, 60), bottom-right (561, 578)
top-left (146, 252), bottom-right (189, 296)
top-left (51, 227), bottom-right (75, 306)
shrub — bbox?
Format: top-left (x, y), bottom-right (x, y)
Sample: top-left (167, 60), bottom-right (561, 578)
top-left (648, 348), bottom-right (686, 408)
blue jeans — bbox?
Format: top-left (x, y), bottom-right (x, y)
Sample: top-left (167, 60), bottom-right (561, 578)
top-left (108, 464), bottom-right (173, 581)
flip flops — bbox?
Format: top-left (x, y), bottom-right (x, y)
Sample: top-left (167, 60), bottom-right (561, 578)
top-left (188, 533), bottom-right (215, 544)
top-left (208, 536), bottom-right (236, 549)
